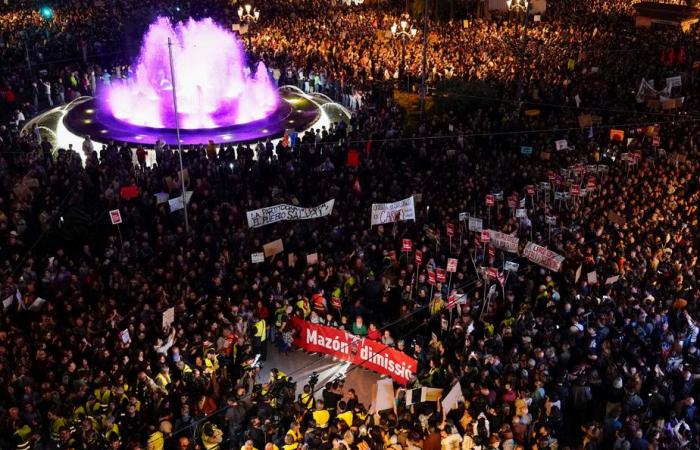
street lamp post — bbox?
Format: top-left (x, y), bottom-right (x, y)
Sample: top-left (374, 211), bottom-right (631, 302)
top-left (390, 16), bottom-right (417, 92)
top-left (167, 38), bottom-right (189, 233)
top-left (237, 4), bottom-right (260, 49)
top-left (419, 0), bottom-right (429, 117)
top-left (506, 0), bottom-right (529, 103)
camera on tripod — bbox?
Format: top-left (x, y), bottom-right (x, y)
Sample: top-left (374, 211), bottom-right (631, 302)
top-left (309, 371), bottom-right (319, 389)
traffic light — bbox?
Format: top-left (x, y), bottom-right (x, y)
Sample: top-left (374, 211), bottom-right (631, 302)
top-left (40, 6), bottom-right (54, 20)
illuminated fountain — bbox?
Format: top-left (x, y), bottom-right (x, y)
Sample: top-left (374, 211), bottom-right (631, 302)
top-left (24, 17), bottom-right (351, 157)
top-left (102, 17), bottom-right (280, 129)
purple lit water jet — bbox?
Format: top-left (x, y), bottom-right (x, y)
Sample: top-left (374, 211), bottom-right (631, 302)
top-left (102, 17), bottom-right (280, 129)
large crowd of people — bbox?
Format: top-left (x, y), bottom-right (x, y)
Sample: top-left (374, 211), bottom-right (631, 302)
top-left (1, 0), bottom-right (700, 449)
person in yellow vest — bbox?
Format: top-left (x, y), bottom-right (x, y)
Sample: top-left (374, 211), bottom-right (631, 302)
top-left (298, 384), bottom-right (314, 411)
top-left (281, 434), bottom-right (298, 450)
top-left (252, 314), bottom-right (267, 360)
top-left (94, 384), bottom-right (112, 413)
top-left (336, 401), bottom-right (353, 427)
top-left (13, 423), bottom-right (33, 450)
top-left (147, 420), bottom-right (172, 450)
top-left (102, 415), bottom-right (120, 441)
top-left (295, 296), bottom-right (311, 319)
top-left (154, 366), bottom-right (171, 394)
top-left (264, 443), bottom-right (279, 450)
top-left (201, 422), bottom-right (224, 449)
top-left (204, 349), bottom-right (220, 375)
top-left (47, 410), bottom-right (67, 444)
top-left (240, 440), bottom-right (258, 450)
top-left (285, 421), bottom-right (302, 445)
top-left (312, 399), bottom-right (330, 429)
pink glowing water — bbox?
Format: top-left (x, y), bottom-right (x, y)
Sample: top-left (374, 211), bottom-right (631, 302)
top-left (102, 17), bottom-right (280, 129)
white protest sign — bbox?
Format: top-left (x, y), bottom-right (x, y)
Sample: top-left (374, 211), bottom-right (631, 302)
top-left (109, 209), bottom-right (122, 225)
top-left (2, 295), bottom-right (14, 310)
top-left (375, 379), bottom-right (395, 411)
top-left (168, 191), bottom-right (193, 212)
top-left (545, 215), bottom-right (557, 226)
top-left (154, 192), bottom-right (169, 204)
top-left (28, 297), bottom-right (47, 312)
top-left (488, 230), bottom-right (519, 254)
top-left (523, 242), bottom-right (565, 272)
top-left (468, 217), bottom-right (483, 232)
top-left (459, 212), bottom-right (469, 222)
top-left (555, 140), bottom-right (568, 151)
top-left (307, 253), bottom-right (319, 265)
top-left (119, 329), bottom-right (131, 344)
top-left (251, 252), bottom-right (265, 264)
top-left (575, 265), bottom-right (582, 283)
top-left (667, 75), bottom-right (682, 89)
top-left (442, 382), bottom-right (465, 414)
top-left (587, 271), bottom-right (598, 284)
top-left (605, 275), bottom-right (620, 285)
top-left (515, 208), bottom-right (527, 218)
top-left (370, 196), bottom-right (416, 226)
top-left (504, 261), bottom-right (519, 272)
top-left (247, 199), bottom-right (335, 228)
top-left (162, 307), bottom-right (175, 329)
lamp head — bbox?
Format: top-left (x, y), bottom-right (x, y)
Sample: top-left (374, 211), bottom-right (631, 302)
top-left (254, 9), bottom-right (260, 20)
top-left (390, 23), bottom-right (398, 35)
top-left (410, 27), bottom-right (417, 37)
top-left (245, 3), bottom-right (252, 13)
top-left (400, 19), bottom-right (408, 30)
top-left (237, 6), bottom-right (243, 18)
top-left (506, 0), bottom-right (512, 8)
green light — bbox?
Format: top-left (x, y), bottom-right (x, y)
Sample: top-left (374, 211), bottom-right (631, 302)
top-left (40, 6), bottom-right (53, 20)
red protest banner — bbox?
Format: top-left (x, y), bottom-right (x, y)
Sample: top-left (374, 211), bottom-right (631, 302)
top-left (291, 318), bottom-right (417, 384)
top-left (402, 239), bottom-right (412, 252)
top-left (486, 267), bottom-right (498, 280)
top-left (570, 185), bottom-right (580, 196)
top-left (507, 196), bottom-right (516, 208)
top-left (346, 149), bottom-right (360, 168)
top-left (481, 230), bottom-right (491, 243)
top-left (415, 250), bottom-right (423, 265)
top-left (446, 223), bottom-right (454, 237)
top-left (436, 268), bottom-right (446, 283)
top-left (427, 270), bottom-right (436, 285)
top-left (120, 185), bottom-right (139, 200)
top-left (488, 246), bottom-right (495, 258)
top-left (446, 258), bottom-right (458, 273)
top-left (586, 178), bottom-right (596, 189)
top-left (485, 195), bottom-right (494, 207)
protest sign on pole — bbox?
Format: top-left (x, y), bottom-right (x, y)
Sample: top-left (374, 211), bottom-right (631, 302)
top-left (488, 230), bottom-right (519, 254)
top-left (485, 194), bottom-right (494, 207)
top-left (555, 140), bottom-right (568, 151)
top-left (168, 191), bottom-right (193, 212)
top-left (523, 242), bottom-right (565, 272)
top-left (468, 217), bottom-right (483, 232)
top-left (370, 196), bottom-right (416, 226)
top-left (446, 258), bottom-right (458, 273)
top-left (504, 261), bottom-right (519, 272)
top-left (247, 199), bottom-right (335, 228)
top-left (109, 209), bottom-right (122, 225)
top-left (402, 239), bottom-right (412, 252)
top-left (436, 268), bottom-right (446, 283)
top-left (251, 252), bottom-right (265, 264)
top-left (306, 253), bottom-right (319, 265)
